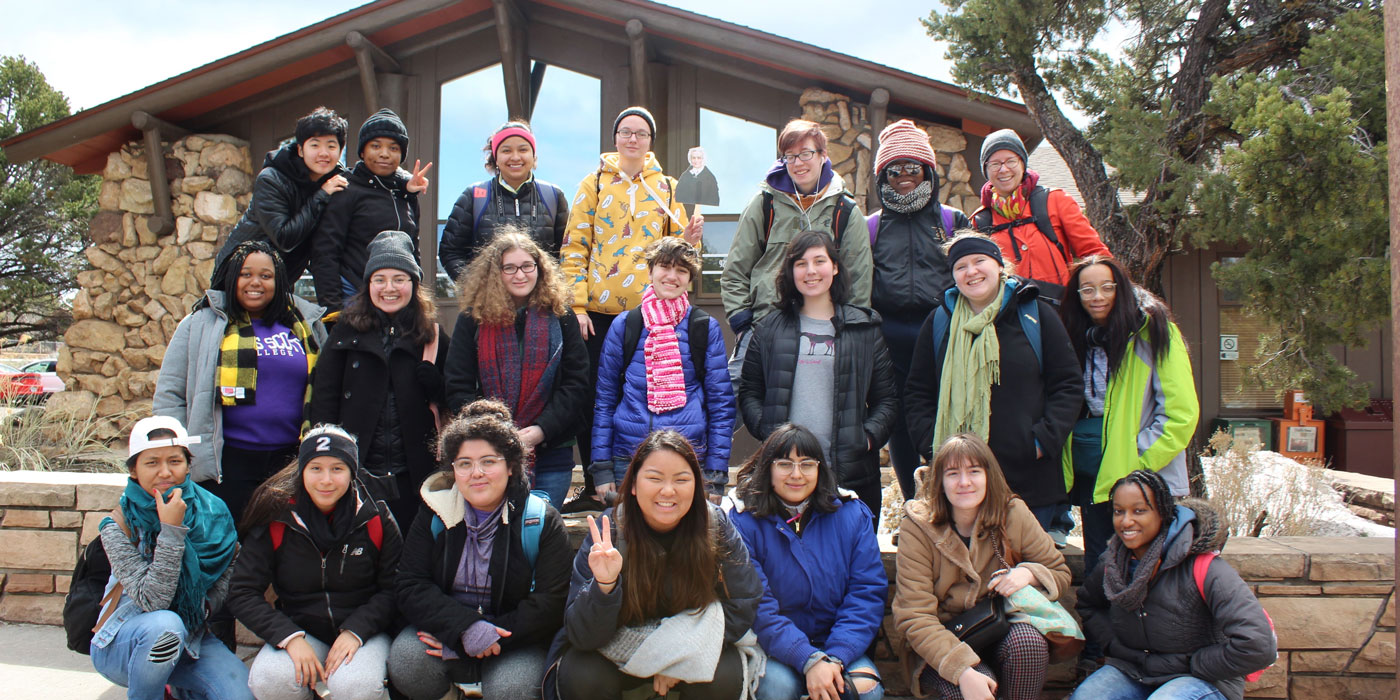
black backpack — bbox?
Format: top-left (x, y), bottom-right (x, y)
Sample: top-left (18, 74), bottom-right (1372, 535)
top-left (620, 306), bottom-right (712, 386)
top-left (63, 537), bottom-right (112, 654)
top-left (972, 185), bottom-right (1069, 304)
top-left (757, 191), bottom-right (858, 254)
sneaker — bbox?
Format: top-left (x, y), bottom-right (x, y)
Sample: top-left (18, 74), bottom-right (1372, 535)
top-left (1048, 529), bottom-right (1069, 549)
top-left (561, 491), bottom-right (606, 514)
top-left (454, 682), bottom-right (484, 699)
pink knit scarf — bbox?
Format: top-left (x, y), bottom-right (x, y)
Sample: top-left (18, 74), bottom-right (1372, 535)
top-left (640, 285), bottom-right (690, 414)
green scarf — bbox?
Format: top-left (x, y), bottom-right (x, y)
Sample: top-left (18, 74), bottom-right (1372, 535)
top-left (933, 289), bottom-right (1005, 450)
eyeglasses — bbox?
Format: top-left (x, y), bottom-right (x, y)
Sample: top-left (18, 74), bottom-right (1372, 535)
top-left (772, 458), bottom-right (821, 474)
top-left (451, 456), bottom-right (506, 474)
top-left (884, 163), bottom-right (923, 178)
top-left (985, 157), bottom-right (1021, 173)
top-left (1077, 283), bottom-right (1118, 299)
top-left (616, 128), bottom-right (652, 141)
top-left (781, 150), bottom-right (820, 164)
top-left (501, 262), bottom-right (537, 276)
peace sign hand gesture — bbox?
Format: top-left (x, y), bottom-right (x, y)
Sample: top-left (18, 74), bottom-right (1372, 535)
top-left (406, 159), bottom-right (433, 194)
top-left (586, 514), bottom-right (622, 593)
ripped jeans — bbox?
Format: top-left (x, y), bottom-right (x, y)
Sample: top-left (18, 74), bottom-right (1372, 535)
top-left (91, 610), bottom-right (253, 700)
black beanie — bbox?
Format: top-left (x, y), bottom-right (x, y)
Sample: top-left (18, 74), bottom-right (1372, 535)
top-left (299, 428), bottom-right (359, 473)
top-left (358, 108), bottom-right (409, 159)
top-left (363, 230), bottom-right (422, 284)
top-left (613, 106), bottom-right (657, 137)
top-left (947, 235), bottom-right (1005, 272)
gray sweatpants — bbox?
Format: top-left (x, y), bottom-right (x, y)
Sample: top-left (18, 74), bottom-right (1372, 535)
top-left (387, 626), bottom-right (548, 700)
top-left (247, 633), bottom-right (391, 700)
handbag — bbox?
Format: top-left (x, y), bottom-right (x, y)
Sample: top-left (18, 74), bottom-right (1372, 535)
top-left (946, 534), bottom-right (1012, 655)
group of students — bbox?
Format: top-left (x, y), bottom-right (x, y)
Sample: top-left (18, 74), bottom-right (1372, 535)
top-left (85, 101), bottom-right (1278, 700)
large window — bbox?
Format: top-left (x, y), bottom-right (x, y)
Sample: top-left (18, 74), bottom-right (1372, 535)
top-left (691, 108), bottom-right (776, 296)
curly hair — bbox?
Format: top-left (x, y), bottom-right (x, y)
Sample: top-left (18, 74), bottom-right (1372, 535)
top-left (734, 423), bottom-right (840, 518)
top-left (644, 237), bottom-right (701, 280)
top-left (437, 399), bottom-right (527, 489)
top-left (457, 227), bottom-right (569, 325)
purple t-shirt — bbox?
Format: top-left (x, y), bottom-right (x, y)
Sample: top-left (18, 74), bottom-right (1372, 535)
top-left (221, 320), bottom-right (308, 450)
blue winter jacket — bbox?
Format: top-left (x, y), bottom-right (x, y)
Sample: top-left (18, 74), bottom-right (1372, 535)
top-left (592, 305), bottom-right (736, 492)
top-left (728, 496), bottom-right (888, 671)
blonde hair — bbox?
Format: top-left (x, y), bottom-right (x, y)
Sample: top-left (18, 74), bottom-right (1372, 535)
top-left (458, 228), bottom-right (569, 325)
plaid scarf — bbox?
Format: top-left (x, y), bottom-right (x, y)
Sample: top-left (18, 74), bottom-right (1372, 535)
top-left (478, 308), bottom-right (562, 430)
top-left (217, 313), bottom-right (319, 406)
top-left (640, 286), bottom-right (690, 414)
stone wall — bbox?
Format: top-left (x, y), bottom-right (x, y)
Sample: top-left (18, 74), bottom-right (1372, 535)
top-left (799, 88), bottom-right (979, 213)
top-left (50, 135), bottom-right (253, 437)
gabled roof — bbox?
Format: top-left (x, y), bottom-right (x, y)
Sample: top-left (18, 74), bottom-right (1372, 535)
top-left (2, 0), bottom-right (1039, 174)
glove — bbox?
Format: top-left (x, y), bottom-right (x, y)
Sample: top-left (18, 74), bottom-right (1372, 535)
top-left (415, 361), bottom-right (444, 398)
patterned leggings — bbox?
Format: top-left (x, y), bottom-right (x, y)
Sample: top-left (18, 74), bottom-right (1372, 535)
top-left (920, 623), bottom-right (1048, 700)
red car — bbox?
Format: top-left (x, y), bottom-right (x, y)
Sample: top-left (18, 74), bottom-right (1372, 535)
top-left (0, 362), bottom-right (46, 403)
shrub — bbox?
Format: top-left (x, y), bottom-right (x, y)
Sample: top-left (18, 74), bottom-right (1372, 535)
top-left (0, 398), bottom-right (125, 472)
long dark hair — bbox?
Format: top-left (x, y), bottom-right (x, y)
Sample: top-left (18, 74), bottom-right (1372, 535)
top-left (775, 230), bottom-right (849, 313)
top-left (215, 241), bottom-right (298, 326)
top-left (734, 423), bottom-right (840, 518)
top-left (616, 430), bottom-right (719, 627)
top-left (339, 277), bottom-right (438, 346)
top-left (1059, 255), bottom-right (1174, 375)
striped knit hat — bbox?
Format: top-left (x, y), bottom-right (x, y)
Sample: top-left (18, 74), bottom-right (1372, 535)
top-left (875, 119), bottom-right (937, 173)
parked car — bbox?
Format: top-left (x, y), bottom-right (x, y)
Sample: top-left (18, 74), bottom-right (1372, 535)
top-left (18, 359), bottom-right (64, 395)
top-left (0, 362), bottom-right (45, 403)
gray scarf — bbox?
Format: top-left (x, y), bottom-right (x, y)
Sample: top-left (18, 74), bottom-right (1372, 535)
top-left (1101, 526), bottom-right (1170, 611)
top-left (879, 180), bottom-right (934, 214)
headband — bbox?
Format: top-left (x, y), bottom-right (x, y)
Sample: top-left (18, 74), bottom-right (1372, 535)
top-left (491, 127), bottom-right (536, 156)
top-left (947, 237), bottom-right (1005, 271)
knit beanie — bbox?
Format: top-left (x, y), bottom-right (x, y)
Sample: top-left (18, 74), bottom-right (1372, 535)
top-left (358, 108), bottom-right (409, 158)
top-left (363, 230), bottom-right (422, 284)
top-left (613, 106), bottom-right (657, 137)
top-left (298, 428), bottom-right (359, 473)
top-left (947, 235), bottom-right (1004, 271)
top-left (875, 119), bottom-right (938, 173)
top-left (979, 129), bottom-right (1028, 178)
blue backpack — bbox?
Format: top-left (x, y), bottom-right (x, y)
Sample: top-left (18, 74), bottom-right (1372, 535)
top-left (930, 288), bottom-right (1044, 369)
top-left (430, 491), bottom-right (549, 591)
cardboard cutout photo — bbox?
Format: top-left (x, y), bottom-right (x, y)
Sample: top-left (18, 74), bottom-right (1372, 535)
top-left (676, 146), bottom-right (719, 215)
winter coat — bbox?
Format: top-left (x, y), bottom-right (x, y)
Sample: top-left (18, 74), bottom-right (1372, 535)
top-left (560, 503), bottom-right (762, 652)
top-left (309, 161), bottom-right (421, 310)
top-left (904, 280), bottom-right (1083, 507)
top-left (1076, 500), bottom-right (1276, 700)
top-left (444, 310), bottom-right (591, 452)
top-left (561, 152), bottom-right (689, 316)
top-left (308, 318), bottom-right (449, 503)
top-left (154, 290), bottom-right (328, 484)
top-left (439, 176), bottom-right (570, 281)
top-left (719, 164), bottom-right (872, 334)
top-left (739, 305), bottom-right (898, 493)
top-left (591, 306), bottom-right (735, 491)
top-left (868, 202), bottom-right (970, 321)
top-left (893, 497), bottom-right (1071, 696)
top-left (215, 141), bottom-right (347, 283)
top-left (1063, 318), bottom-right (1200, 502)
top-left (226, 485), bottom-right (402, 646)
top-left (396, 472), bottom-right (572, 656)
top-left (728, 496), bottom-right (887, 671)
top-left (974, 187), bottom-right (1110, 289)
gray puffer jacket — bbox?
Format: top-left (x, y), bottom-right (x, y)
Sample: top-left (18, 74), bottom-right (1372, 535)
top-left (1076, 499), bottom-right (1277, 700)
top-left (152, 290), bottom-right (328, 483)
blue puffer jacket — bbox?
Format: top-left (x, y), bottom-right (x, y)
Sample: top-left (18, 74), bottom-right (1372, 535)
top-left (592, 305), bottom-right (735, 492)
top-left (728, 496), bottom-right (887, 671)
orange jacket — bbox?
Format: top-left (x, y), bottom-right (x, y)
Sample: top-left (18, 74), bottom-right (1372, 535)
top-left (976, 188), bottom-right (1110, 288)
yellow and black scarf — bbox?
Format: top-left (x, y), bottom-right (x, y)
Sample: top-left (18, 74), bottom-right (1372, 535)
top-left (217, 313), bottom-right (319, 406)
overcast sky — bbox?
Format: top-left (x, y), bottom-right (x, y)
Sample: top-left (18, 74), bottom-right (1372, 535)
top-left (0, 0), bottom-right (960, 113)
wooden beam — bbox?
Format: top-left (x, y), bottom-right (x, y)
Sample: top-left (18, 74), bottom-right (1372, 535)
top-left (345, 31), bottom-right (405, 114)
top-left (492, 0), bottom-right (530, 119)
top-left (528, 61), bottom-right (548, 120)
top-left (344, 30), bottom-right (402, 73)
top-left (867, 88), bottom-right (890, 212)
top-left (130, 111), bottom-right (178, 236)
top-left (625, 19), bottom-right (649, 108)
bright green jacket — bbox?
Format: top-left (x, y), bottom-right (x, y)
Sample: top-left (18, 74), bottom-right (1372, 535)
top-left (1062, 320), bottom-right (1200, 503)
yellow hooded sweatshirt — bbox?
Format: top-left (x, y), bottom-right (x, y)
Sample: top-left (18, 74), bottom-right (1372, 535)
top-left (561, 152), bottom-right (688, 315)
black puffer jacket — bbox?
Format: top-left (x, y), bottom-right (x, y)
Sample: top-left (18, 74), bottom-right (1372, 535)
top-left (308, 315), bottom-right (449, 525)
top-left (214, 142), bottom-right (346, 284)
top-left (869, 200), bottom-right (970, 321)
top-left (310, 161), bottom-right (421, 310)
top-left (904, 280), bottom-right (1082, 506)
top-left (438, 176), bottom-right (569, 281)
top-left (739, 304), bottom-right (899, 492)
top-left (1076, 499), bottom-right (1277, 700)
top-left (227, 485), bottom-right (402, 646)
top-left (397, 473), bottom-right (572, 656)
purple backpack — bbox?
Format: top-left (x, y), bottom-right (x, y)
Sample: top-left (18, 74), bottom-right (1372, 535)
top-left (868, 205), bottom-right (958, 244)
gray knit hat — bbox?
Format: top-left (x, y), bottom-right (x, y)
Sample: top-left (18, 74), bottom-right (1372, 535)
top-left (363, 230), bottom-right (422, 284)
top-left (613, 106), bottom-right (657, 137)
top-left (979, 129), bottom-right (1028, 178)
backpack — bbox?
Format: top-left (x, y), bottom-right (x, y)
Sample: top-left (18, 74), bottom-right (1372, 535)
top-left (866, 204), bottom-right (959, 245)
top-left (930, 291), bottom-right (1045, 370)
top-left (430, 491), bottom-right (549, 591)
top-left (758, 190), bottom-right (857, 255)
top-left (621, 306), bottom-right (712, 387)
top-left (268, 513), bottom-right (385, 551)
top-left (972, 186), bottom-right (1070, 304)
top-left (1192, 552), bottom-right (1277, 683)
top-left (62, 537), bottom-right (113, 654)
top-left (471, 179), bottom-right (558, 233)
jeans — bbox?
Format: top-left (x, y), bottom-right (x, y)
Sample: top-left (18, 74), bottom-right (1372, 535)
top-left (879, 313), bottom-right (927, 501)
top-left (248, 633), bottom-right (391, 700)
top-left (578, 311), bottom-right (620, 495)
top-left (1027, 503), bottom-right (1073, 534)
top-left (532, 444), bottom-right (576, 506)
top-left (1070, 665), bottom-right (1227, 700)
top-left (90, 610), bottom-right (253, 700)
top-left (756, 654), bottom-right (883, 700)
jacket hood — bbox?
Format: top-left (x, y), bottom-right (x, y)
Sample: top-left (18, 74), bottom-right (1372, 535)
top-left (598, 151), bottom-right (665, 179)
top-left (765, 157), bottom-right (836, 197)
top-left (348, 161), bottom-right (411, 190)
top-left (834, 303), bottom-right (882, 329)
top-left (265, 141), bottom-right (346, 190)
top-left (418, 470), bottom-right (530, 529)
top-left (939, 276), bottom-right (1039, 320)
top-left (1158, 497), bottom-right (1228, 569)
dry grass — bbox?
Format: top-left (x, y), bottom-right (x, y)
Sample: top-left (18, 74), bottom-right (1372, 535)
top-left (0, 399), bottom-right (126, 472)
top-left (1200, 429), bottom-right (1337, 537)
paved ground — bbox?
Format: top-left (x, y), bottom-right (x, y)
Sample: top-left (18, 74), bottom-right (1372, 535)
top-left (0, 622), bottom-right (126, 700)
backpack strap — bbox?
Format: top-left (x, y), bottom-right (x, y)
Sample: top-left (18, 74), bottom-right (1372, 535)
top-left (269, 521), bottom-right (286, 550)
top-left (867, 210), bottom-right (880, 244)
top-left (522, 492), bottom-right (548, 592)
top-left (1016, 295), bottom-right (1044, 370)
top-left (688, 307), bottom-right (710, 386)
top-left (429, 514), bottom-right (446, 540)
top-left (621, 308), bottom-right (645, 371)
top-left (1027, 186), bottom-right (1067, 260)
top-left (366, 514), bottom-right (383, 551)
top-left (1192, 551), bottom-right (1217, 599)
top-left (940, 204), bottom-right (957, 239)
top-left (470, 183), bottom-right (494, 233)
top-left (760, 191), bottom-right (776, 252)
top-left (931, 306), bottom-right (951, 357)
top-left (533, 180), bottom-right (558, 221)
top-left (830, 194), bottom-right (855, 245)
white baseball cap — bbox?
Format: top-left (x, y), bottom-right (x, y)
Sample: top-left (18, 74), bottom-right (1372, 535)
top-left (128, 416), bottom-right (202, 458)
